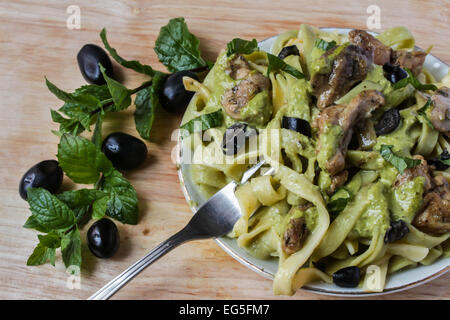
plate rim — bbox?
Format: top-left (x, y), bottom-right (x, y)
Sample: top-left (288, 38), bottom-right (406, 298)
top-left (176, 28), bottom-right (450, 297)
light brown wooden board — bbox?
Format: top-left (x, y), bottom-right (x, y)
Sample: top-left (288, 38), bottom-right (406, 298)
top-left (0, 0), bottom-right (449, 300)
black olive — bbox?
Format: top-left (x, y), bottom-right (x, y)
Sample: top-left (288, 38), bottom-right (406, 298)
top-left (428, 149), bottom-right (449, 171)
top-left (278, 45), bottom-right (300, 60)
top-left (374, 108), bottom-right (401, 136)
top-left (101, 132), bottom-right (148, 170)
top-left (383, 63), bottom-right (408, 84)
top-left (160, 70), bottom-right (199, 113)
top-left (77, 44), bottom-right (113, 85)
top-left (333, 266), bottom-right (360, 288)
top-left (281, 116), bottom-right (312, 137)
top-left (222, 123), bottom-right (258, 155)
top-left (19, 160), bottom-right (63, 200)
top-left (87, 218), bottom-right (120, 259)
top-left (384, 220), bottom-right (410, 243)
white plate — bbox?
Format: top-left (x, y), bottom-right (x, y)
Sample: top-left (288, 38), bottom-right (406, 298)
top-left (177, 28), bottom-right (450, 296)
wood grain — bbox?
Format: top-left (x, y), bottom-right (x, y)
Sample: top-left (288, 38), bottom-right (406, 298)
top-left (0, 0), bottom-right (448, 300)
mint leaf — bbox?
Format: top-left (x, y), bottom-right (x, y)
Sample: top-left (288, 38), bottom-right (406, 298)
top-left (56, 189), bottom-right (108, 223)
top-left (134, 72), bottom-right (165, 139)
top-left (92, 195), bottom-right (109, 220)
top-left (27, 243), bottom-right (56, 266)
top-left (99, 64), bottom-right (132, 111)
top-left (27, 188), bottom-right (76, 231)
top-left (392, 68), bottom-right (437, 91)
top-left (315, 39), bottom-right (337, 51)
top-left (57, 134), bottom-right (114, 184)
top-left (154, 17), bottom-right (207, 72)
top-left (266, 53), bottom-right (305, 79)
top-left (100, 28), bottom-right (156, 77)
top-left (46, 78), bottom-right (100, 109)
top-left (180, 110), bottom-right (223, 137)
top-left (327, 197), bottom-right (349, 219)
top-left (51, 110), bottom-right (85, 136)
top-left (380, 144), bottom-right (421, 174)
top-left (103, 170), bottom-right (139, 225)
top-left (92, 111), bottom-right (105, 148)
top-left (417, 98), bottom-right (434, 129)
top-left (226, 38), bottom-right (258, 56)
top-left (23, 215), bottom-right (51, 233)
top-left (61, 228), bottom-right (82, 269)
top-left (73, 84), bottom-right (112, 101)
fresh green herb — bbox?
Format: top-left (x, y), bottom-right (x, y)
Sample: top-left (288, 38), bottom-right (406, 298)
top-left (56, 189), bottom-right (108, 223)
top-left (27, 232), bottom-right (61, 266)
top-left (417, 98), bottom-right (434, 129)
top-left (61, 228), bottom-right (82, 269)
top-left (154, 17), bottom-right (210, 72)
top-left (266, 53), bottom-right (305, 79)
top-left (327, 197), bottom-right (349, 219)
top-left (392, 68), bottom-right (438, 91)
top-left (180, 110), bottom-right (223, 137)
top-left (99, 64), bottom-right (132, 111)
top-left (379, 144), bottom-right (421, 174)
top-left (134, 72), bottom-right (166, 139)
top-left (92, 110), bottom-right (105, 148)
top-left (315, 39), bottom-right (337, 51)
top-left (226, 38), bottom-right (259, 56)
top-left (100, 28), bottom-right (156, 76)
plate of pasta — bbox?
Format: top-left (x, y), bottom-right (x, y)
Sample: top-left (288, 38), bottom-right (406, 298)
top-left (177, 25), bottom-right (450, 296)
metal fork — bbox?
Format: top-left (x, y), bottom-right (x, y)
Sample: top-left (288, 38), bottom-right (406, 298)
top-left (89, 160), bottom-right (272, 300)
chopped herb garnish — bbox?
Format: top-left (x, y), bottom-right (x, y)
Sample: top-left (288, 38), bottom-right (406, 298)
top-left (392, 68), bottom-right (438, 91)
top-left (226, 38), bottom-right (259, 56)
top-left (379, 144), bottom-right (421, 174)
top-left (417, 98), bottom-right (434, 129)
top-left (315, 38), bottom-right (337, 51)
top-left (180, 110), bottom-right (223, 137)
top-left (266, 53), bottom-right (305, 79)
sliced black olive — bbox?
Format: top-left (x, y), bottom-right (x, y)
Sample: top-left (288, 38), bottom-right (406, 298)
top-left (222, 123), bottom-right (257, 155)
top-left (77, 44), bottom-right (113, 85)
top-left (87, 218), bottom-right (120, 259)
top-left (384, 220), bottom-right (409, 243)
top-left (160, 70), bottom-right (198, 113)
top-left (428, 149), bottom-right (449, 171)
top-left (281, 116), bottom-right (312, 137)
top-left (383, 63), bottom-right (408, 84)
top-left (19, 160), bottom-right (63, 200)
top-left (374, 108), bottom-right (401, 136)
top-left (333, 266), bottom-right (360, 288)
top-left (278, 45), bottom-right (300, 60)
top-left (102, 132), bottom-right (148, 170)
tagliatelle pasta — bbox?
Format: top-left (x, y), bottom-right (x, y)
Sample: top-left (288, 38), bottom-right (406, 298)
top-left (181, 24), bottom-right (450, 295)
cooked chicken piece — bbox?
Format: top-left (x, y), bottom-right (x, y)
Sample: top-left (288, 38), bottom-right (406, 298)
top-left (282, 217), bottom-right (308, 255)
top-left (413, 175), bottom-right (450, 234)
top-left (392, 50), bottom-right (427, 76)
top-left (329, 170), bottom-right (349, 195)
top-left (393, 156), bottom-right (434, 192)
top-left (430, 87), bottom-right (450, 134)
top-left (316, 90), bottom-right (385, 175)
top-left (221, 72), bottom-right (270, 119)
top-left (311, 45), bottom-right (371, 109)
top-left (225, 54), bottom-right (252, 80)
top-left (348, 29), bottom-right (392, 65)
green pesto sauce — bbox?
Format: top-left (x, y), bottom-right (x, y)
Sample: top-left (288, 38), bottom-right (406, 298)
top-left (240, 90), bottom-right (273, 127)
top-left (309, 44), bottom-right (348, 76)
top-left (390, 176), bottom-right (425, 223)
top-left (317, 124), bottom-right (343, 171)
top-left (282, 205), bottom-right (318, 233)
top-left (350, 182), bottom-right (390, 239)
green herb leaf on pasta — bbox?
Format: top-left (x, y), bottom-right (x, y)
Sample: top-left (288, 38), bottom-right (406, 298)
top-left (180, 110), bottom-right (223, 137)
top-left (266, 53), bottom-right (305, 79)
top-left (315, 39), bottom-right (337, 51)
top-left (379, 144), bottom-right (421, 174)
top-left (57, 134), bottom-right (114, 184)
top-left (154, 17), bottom-right (207, 72)
top-left (392, 68), bottom-right (437, 91)
top-left (226, 38), bottom-right (259, 56)
top-left (416, 98), bottom-right (434, 129)
top-left (134, 72), bottom-right (166, 139)
top-left (100, 28), bottom-right (156, 76)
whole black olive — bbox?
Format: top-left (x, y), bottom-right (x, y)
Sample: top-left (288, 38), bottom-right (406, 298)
top-left (281, 116), bottom-right (312, 137)
top-left (87, 218), bottom-right (120, 259)
top-left (384, 220), bottom-right (410, 243)
top-left (77, 44), bottom-right (113, 85)
top-left (333, 266), bottom-right (360, 288)
top-left (278, 45), bottom-right (300, 60)
top-left (428, 149), bottom-right (449, 171)
top-left (160, 70), bottom-right (199, 113)
top-left (383, 63), bottom-right (408, 84)
top-left (222, 123), bottom-right (258, 155)
top-left (374, 108), bottom-right (401, 136)
top-left (19, 160), bottom-right (63, 200)
top-left (101, 132), bottom-right (148, 170)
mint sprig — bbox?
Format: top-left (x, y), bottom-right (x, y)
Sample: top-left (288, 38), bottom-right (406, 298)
top-left (226, 38), bottom-right (259, 56)
top-left (266, 53), bottom-right (305, 79)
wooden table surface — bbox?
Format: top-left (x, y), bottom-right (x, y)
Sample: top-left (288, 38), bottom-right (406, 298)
top-left (0, 0), bottom-right (449, 300)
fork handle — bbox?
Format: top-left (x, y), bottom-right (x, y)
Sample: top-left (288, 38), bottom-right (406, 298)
top-left (88, 226), bottom-right (193, 300)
